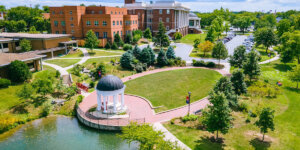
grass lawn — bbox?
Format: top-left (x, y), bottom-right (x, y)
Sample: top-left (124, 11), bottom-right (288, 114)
top-left (125, 68), bottom-right (222, 112)
top-left (164, 60), bottom-right (300, 150)
top-left (88, 50), bottom-right (123, 57)
top-left (44, 59), bottom-right (81, 68)
top-left (0, 84), bottom-right (23, 113)
top-left (179, 33), bottom-right (207, 45)
top-left (60, 50), bottom-right (83, 58)
top-left (189, 49), bottom-right (212, 58)
top-left (256, 45), bottom-right (275, 62)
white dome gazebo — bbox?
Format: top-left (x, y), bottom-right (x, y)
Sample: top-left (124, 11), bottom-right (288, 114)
top-left (95, 75), bottom-right (127, 114)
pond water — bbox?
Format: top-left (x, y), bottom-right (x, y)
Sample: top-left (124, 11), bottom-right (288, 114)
top-left (0, 116), bottom-right (138, 150)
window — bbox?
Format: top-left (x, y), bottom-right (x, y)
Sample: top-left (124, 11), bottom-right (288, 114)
top-left (59, 11), bottom-right (63, 14)
top-left (119, 12), bottom-right (120, 14)
top-left (71, 24), bottom-right (74, 27)
top-left (120, 21), bottom-right (122, 25)
top-left (166, 18), bottom-right (169, 23)
top-left (166, 26), bottom-right (169, 30)
top-left (113, 32), bottom-right (115, 36)
top-left (86, 21), bottom-right (91, 26)
top-left (125, 21), bottom-right (130, 26)
top-left (135, 20), bottom-right (137, 24)
top-left (95, 32), bottom-right (99, 38)
top-left (70, 17), bottom-right (73, 21)
top-left (159, 18), bottom-right (162, 22)
top-left (115, 11), bottom-right (117, 14)
top-left (103, 32), bottom-right (108, 38)
top-left (3, 43), bottom-right (8, 48)
top-left (111, 11), bottom-right (113, 14)
top-left (159, 9), bottom-right (163, 14)
top-left (113, 21), bottom-right (115, 26)
top-left (69, 11), bottom-right (72, 14)
top-left (167, 9), bottom-right (170, 14)
top-left (55, 31), bottom-right (59, 34)
top-left (61, 21), bottom-right (65, 26)
top-left (91, 11), bottom-right (95, 14)
top-left (99, 10), bottom-right (103, 14)
top-left (71, 30), bottom-right (75, 33)
top-left (52, 11), bottom-right (55, 14)
top-left (103, 21), bottom-right (107, 26)
top-left (94, 21), bottom-right (99, 26)
top-left (121, 31), bottom-right (123, 36)
top-left (62, 31), bottom-right (66, 34)
top-left (54, 21), bottom-right (58, 26)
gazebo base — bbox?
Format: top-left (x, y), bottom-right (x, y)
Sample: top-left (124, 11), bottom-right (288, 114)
top-left (90, 111), bottom-right (129, 119)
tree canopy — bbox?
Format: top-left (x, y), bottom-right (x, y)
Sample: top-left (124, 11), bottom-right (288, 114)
top-left (229, 45), bottom-right (247, 68)
top-left (85, 30), bottom-right (99, 50)
top-left (212, 42), bottom-right (228, 64)
top-left (8, 60), bottom-right (32, 83)
top-left (255, 107), bottom-right (275, 142)
top-left (254, 27), bottom-right (277, 53)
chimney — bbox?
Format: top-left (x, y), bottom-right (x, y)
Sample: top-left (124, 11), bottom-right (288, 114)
top-left (125, 0), bottom-right (135, 4)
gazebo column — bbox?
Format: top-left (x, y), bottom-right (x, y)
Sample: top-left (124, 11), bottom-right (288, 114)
top-left (103, 96), bottom-right (107, 113)
top-left (113, 95), bottom-right (117, 113)
top-left (121, 92), bottom-right (124, 108)
top-left (97, 93), bottom-right (102, 111)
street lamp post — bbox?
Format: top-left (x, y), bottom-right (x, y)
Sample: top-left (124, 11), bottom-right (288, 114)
top-left (188, 91), bottom-right (191, 116)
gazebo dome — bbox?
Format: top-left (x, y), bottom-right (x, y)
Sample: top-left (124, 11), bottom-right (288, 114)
top-left (96, 75), bottom-right (124, 91)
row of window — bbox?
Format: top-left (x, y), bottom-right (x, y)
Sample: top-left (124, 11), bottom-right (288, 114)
top-left (52, 10), bottom-right (125, 15)
top-left (54, 20), bottom-right (137, 27)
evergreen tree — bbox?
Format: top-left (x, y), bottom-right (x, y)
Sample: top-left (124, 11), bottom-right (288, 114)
top-left (143, 28), bottom-right (152, 39)
top-left (255, 107), bottom-right (275, 142)
top-left (105, 42), bottom-right (111, 49)
top-left (157, 49), bottom-right (168, 66)
top-left (230, 70), bottom-right (247, 95)
top-left (120, 52), bottom-right (134, 70)
top-left (85, 30), bottom-right (100, 51)
top-left (205, 26), bottom-right (216, 42)
top-left (213, 76), bottom-right (238, 108)
top-left (147, 45), bottom-right (156, 65)
top-left (202, 92), bottom-right (232, 140)
top-left (125, 34), bottom-right (133, 44)
top-left (166, 46), bottom-right (176, 59)
top-left (139, 48), bottom-right (151, 66)
top-left (154, 22), bottom-right (170, 47)
top-left (20, 39), bottom-right (32, 52)
top-left (212, 42), bottom-right (228, 65)
top-left (8, 60), bottom-right (32, 83)
top-left (114, 33), bottom-right (124, 47)
top-left (111, 42), bottom-right (119, 50)
top-left (243, 50), bottom-right (261, 82)
top-left (229, 45), bottom-right (247, 68)
top-left (132, 45), bottom-right (142, 58)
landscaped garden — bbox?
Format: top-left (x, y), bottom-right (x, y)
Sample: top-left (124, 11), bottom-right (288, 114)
top-left (125, 68), bottom-right (222, 112)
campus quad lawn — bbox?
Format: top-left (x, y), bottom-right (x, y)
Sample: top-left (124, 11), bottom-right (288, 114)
top-left (44, 59), bottom-right (81, 68)
top-left (256, 45), bottom-right (275, 62)
top-left (179, 33), bottom-right (207, 45)
top-left (125, 68), bottom-right (222, 112)
top-left (87, 50), bottom-right (123, 57)
top-left (60, 50), bottom-right (83, 58)
top-left (164, 60), bottom-right (300, 150)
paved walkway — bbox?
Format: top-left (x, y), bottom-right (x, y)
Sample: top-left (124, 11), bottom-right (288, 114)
top-left (259, 48), bottom-right (280, 65)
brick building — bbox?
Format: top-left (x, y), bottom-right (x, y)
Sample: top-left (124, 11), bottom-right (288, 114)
top-left (124, 0), bottom-right (190, 37)
top-left (49, 6), bottom-right (138, 44)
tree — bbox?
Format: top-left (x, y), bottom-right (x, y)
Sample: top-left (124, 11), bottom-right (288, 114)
top-left (104, 42), bottom-right (111, 49)
top-left (111, 42), bottom-right (119, 50)
top-left (119, 122), bottom-right (179, 150)
top-left (124, 34), bottom-right (133, 44)
top-left (277, 19), bottom-right (291, 38)
top-left (120, 52), bottom-right (134, 70)
top-left (255, 107), bottom-right (275, 142)
top-left (193, 38), bottom-right (201, 48)
top-left (16, 20), bottom-right (27, 32)
top-left (254, 19), bottom-right (271, 30)
top-left (213, 76), bottom-right (238, 108)
top-left (32, 79), bottom-right (53, 97)
top-left (20, 39), bottom-right (32, 52)
top-left (173, 32), bottom-right (183, 41)
top-left (205, 26), bottom-right (216, 42)
top-left (254, 27), bottom-right (277, 53)
top-left (92, 63), bottom-right (106, 80)
top-left (230, 70), bottom-right (247, 95)
top-left (166, 46), bottom-right (176, 59)
top-left (8, 60), bottom-right (32, 83)
top-left (0, 5), bottom-right (6, 12)
top-left (139, 48), bottom-right (151, 66)
top-left (288, 65), bottom-right (300, 89)
top-left (42, 6), bottom-right (49, 13)
top-left (132, 45), bottom-right (141, 58)
top-left (198, 41), bottom-right (214, 57)
top-left (17, 83), bottom-right (35, 100)
top-left (147, 45), bottom-right (156, 65)
top-left (212, 42), bottom-right (228, 65)
top-left (211, 17), bottom-right (224, 39)
top-left (202, 92), bottom-right (232, 140)
top-left (84, 30), bottom-right (99, 51)
top-left (280, 31), bottom-right (300, 64)
top-left (224, 22), bottom-right (230, 35)
top-left (243, 50), bottom-right (261, 81)
top-left (229, 45), bottom-right (247, 68)
top-left (143, 28), bottom-right (152, 39)
top-left (154, 22), bottom-right (170, 47)
top-left (157, 49), bottom-right (168, 66)
top-left (114, 33), bottom-right (123, 47)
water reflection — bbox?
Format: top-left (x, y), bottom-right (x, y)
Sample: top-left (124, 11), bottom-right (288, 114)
top-left (0, 116), bottom-right (138, 150)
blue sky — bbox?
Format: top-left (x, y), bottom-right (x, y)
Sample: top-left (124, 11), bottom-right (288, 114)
top-left (0, 0), bottom-right (299, 12)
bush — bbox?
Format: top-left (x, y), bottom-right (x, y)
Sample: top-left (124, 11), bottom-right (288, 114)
top-left (0, 78), bottom-right (11, 88)
top-left (89, 82), bottom-right (95, 88)
top-left (123, 44), bottom-right (133, 51)
top-left (0, 115), bottom-right (24, 134)
top-left (55, 70), bottom-right (61, 78)
top-left (248, 110), bottom-right (257, 118)
top-left (105, 42), bottom-right (111, 49)
top-left (182, 114), bottom-right (198, 123)
top-left (206, 62), bottom-right (216, 68)
top-left (245, 117), bottom-right (251, 123)
top-left (111, 42), bottom-right (119, 50)
top-left (192, 60), bottom-right (206, 67)
top-left (238, 101), bottom-right (249, 112)
top-left (40, 103), bottom-right (51, 117)
top-left (8, 60), bottom-right (32, 83)
top-left (134, 63), bottom-right (145, 73)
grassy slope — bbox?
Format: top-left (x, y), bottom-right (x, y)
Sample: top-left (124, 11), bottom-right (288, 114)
top-left (60, 50), bottom-right (83, 58)
top-left (87, 50), bottom-right (123, 57)
top-left (180, 33), bottom-right (207, 45)
top-left (164, 60), bottom-right (300, 150)
top-left (256, 45), bottom-right (275, 62)
top-left (44, 59), bottom-right (81, 68)
top-left (125, 68), bottom-right (222, 112)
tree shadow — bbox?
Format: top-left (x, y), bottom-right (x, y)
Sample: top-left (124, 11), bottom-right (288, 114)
top-left (249, 138), bottom-right (271, 150)
top-left (32, 96), bottom-right (47, 107)
top-left (273, 63), bottom-right (293, 72)
top-left (284, 87), bottom-right (300, 94)
top-left (11, 103), bottom-right (28, 114)
top-left (194, 136), bottom-right (226, 150)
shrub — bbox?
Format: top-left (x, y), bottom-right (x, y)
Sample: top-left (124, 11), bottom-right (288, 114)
top-left (193, 60), bottom-right (206, 67)
top-left (238, 101), bottom-right (249, 112)
top-left (206, 62), bottom-right (216, 68)
top-left (111, 42), bottom-right (119, 50)
top-left (248, 110), bottom-right (257, 118)
top-left (245, 117), bottom-right (251, 123)
top-left (55, 70), bottom-right (61, 78)
top-left (123, 44), bottom-right (133, 51)
top-left (0, 78), bottom-right (11, 88)
top-left (8, 60), bottom-right (32, 83)
top-left (77, 95), bottom-right (84, 104)
top-left (89, 82), bottom-right (95, 88)
top-left (40, 103), bottom-right (51, 117)
top-left (134, 63), bottom-right (145, 73)
top-left (0, 115), bottom-right (24, 134)
top-left (182, 114), bottom-right (198, 123)
top-left (105, 42), bottom-right (111, 49)
top-left (120, 52), bottom-right (134, 70)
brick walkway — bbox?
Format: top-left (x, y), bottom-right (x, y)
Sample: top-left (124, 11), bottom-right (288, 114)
top-left (78, 67), bottom-right (228, 126)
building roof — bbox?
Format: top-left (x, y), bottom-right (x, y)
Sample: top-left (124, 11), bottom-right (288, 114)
top-left (125, 0), bottom-right (190, 11)
top-left (0, 52), bottom-right (46, 67)
top-left (0, 33), bottom-right (71, 40)
top-left (0, 38), bottom-right (15, 43)
top-left (96, 75), bottom-right (124, 91)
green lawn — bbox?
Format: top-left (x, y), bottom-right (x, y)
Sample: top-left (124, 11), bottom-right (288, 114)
top-left (0, 84), bottom-right (23, 113)
top-left (44, 59), bottom-right (81, 68)
top-left (125, 68), bottom-right (222, 112)
top-left (60, 50), bottom-right (83, 58)
top-left (189, 49), bottom-right (212, 58)
top-left (88, 50), bottom-right (123, 57)
top-left (256, 45), bottom-right (275, 62)
top-left (164, 60), bottom-right (300, 150)
top-left (179, 33), bottom-right (207, 45)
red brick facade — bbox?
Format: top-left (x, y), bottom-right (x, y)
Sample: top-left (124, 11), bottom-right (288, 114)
top-left (50, 6), bottom-right (138, 43)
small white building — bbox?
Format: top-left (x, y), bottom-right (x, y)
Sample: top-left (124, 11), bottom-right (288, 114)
top-left (188, 12), bottom-right (202, 34)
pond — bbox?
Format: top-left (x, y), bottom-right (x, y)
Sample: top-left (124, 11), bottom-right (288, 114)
top-left (0, 116), bottom-right (138, 150)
